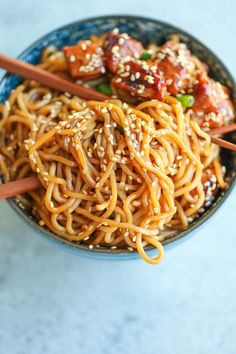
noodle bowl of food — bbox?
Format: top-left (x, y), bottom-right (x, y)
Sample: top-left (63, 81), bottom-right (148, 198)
top-left (0, 16), bottom-right (235, 264)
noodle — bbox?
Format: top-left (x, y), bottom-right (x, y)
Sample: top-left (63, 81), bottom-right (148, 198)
top-left (0, 41), bottom-right (228, 265)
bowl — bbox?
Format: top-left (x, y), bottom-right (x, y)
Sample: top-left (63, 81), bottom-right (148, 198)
top-left (0, 15), bottom-right (236, 260)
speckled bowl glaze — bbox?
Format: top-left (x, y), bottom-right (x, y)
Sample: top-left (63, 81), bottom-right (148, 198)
top-left (0, 15), bottom-right (235, 260)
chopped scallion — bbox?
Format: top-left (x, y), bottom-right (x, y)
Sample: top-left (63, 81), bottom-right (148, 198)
top-left (141, 52), bottom-right (152, 61)
top-left (176, 94), bottom-right (195, 108)
top-left (95, 82), bottom-right (112, 96)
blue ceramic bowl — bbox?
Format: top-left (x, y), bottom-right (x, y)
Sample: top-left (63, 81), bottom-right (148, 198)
top-left (0, 15), bottom-right (236, 260)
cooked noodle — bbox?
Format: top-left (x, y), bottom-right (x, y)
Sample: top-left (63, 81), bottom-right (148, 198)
top-left (0, 45), bottom-right (227, 264)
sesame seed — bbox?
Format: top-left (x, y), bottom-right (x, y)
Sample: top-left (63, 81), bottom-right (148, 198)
top-left (121, 33), bottom-right (129, 40)
top-left (69, 55), bottom-right (76, 62)
top-left (111, 45), bottom-right (119, 54)
top-left (5, 100), bottom-right (11, 110)
top-left (81, 43), bottom-right (87, 51)
top-left (108, 135), bottom-right (114, 144)
top-left (152, 181), bottom-right (157, 188)
top-left (130, 74), bottom-right (135, 81)
top-left (112, 27), bottom-right (119, 34)
top-left (137, 89), bottom-right (144, 94)
top-left (118, 37), bottom-right (125, 45)
top-left (112, 156), bottom-right (120, 162)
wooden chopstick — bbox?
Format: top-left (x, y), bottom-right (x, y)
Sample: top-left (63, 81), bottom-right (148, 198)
top-left (209, 123), bottom-right (236, 136)
top-left (0, 54), bottom-right (108, 101)
top-left (209, 123), bottom-right (236, 151)
top-left (0, 175), bottom-right (41, 199)
top-left (210, 136), bottom-right (236, 152)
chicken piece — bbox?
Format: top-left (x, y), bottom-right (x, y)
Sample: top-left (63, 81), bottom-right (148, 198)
top-left (103, 30), bottom-right (143, 73)
top-left (191, 72), bottom-right (235, 129)
top-left (63, 40), bottom-right (105, 79)
top-left (155, 41), bottom-right (195, 95)
top-left (112, 60), bottom-right (167, 101)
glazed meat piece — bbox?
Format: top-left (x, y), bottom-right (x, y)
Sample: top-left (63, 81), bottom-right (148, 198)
top-left (191, 72), bottom-right (235, 129)
top-left (112, 60), bottom-right (167, 101)
top-left (63, 40), bottom-right (105, 79)
top-left (103, 30), bottom-right (143, 73)
top-left (155, 41), bottom-right (195, 95)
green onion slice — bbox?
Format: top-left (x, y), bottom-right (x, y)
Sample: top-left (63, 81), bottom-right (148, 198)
top-left (176, 94), bottom-right (195, 108)
top-left (95, 82), bottom-right (112, 96)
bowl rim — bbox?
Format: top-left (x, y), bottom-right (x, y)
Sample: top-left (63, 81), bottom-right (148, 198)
top-left (1, 14), bottom-right (236, 259)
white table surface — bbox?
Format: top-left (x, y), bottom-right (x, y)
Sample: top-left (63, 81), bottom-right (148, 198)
top-left (0, 1), bottom-right (236, 353)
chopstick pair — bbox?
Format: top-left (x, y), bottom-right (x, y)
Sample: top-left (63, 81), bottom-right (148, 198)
top-left (0, 54), bottom-right (235, 200)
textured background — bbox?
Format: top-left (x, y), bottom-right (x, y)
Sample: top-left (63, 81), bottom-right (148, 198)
top-left (0, 1), bottom-right (236, 353)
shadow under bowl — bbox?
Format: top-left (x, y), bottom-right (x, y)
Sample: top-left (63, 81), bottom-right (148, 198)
top-left (0, 15), bottom-right (236, 260)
